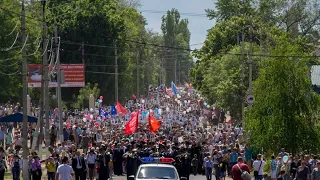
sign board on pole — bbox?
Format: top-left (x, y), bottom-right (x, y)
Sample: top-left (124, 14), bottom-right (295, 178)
top-left (246, 95), bottom-right (254, 105)
top-left (28, 64), bottom-right (85, 87)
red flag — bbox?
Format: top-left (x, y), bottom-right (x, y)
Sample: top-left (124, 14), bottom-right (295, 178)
top-left (132, 94), bottom-right (136, 100)
top-left (188, 83), bottom-right (192, 89)
top-left (116, 102), bottom-right (128, 114)
top-left (148, 115), bottom-right (160, 133)
top-left (124, 111), bottom-right (139, 134)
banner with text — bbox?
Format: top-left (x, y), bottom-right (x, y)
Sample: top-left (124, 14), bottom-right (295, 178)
top-left (28, 64), bottom-right (85, 88)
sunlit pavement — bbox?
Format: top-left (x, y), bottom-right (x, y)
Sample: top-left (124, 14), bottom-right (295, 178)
top-left (109, 174), bottom-right (232, 180)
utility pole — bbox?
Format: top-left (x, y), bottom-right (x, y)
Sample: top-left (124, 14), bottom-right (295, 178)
top-left (174, 49), bottom-right (177, 84)
top-left (81, 42), bottom-right (85, 108)
top-left (136, 50), bottom-right (139, 98)
top-left (37, 38), bottom-right (45, 157)
top-left (82, 42), bottom-right (84, 64)
top-left (178, 61), bottom-right (181, 85)
top-left (159, 52), bottom-right (163, 85)
top-left (53, 18), bottom-right (63, 143)
top-left (114, 40), bottom-right (118, 102)
top-left (41, 0), bottom-right (50, 158)
top-left (21, 0), bottom-right (29, 178)
top-left (241, 30), bottom-right (245, 121)
top-left (248, 25), bottom-right (253, 96)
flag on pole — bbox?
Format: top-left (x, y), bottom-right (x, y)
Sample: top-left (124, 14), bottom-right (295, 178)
top-left (148, 115), bottom-right (160, 133)
top-left (111, 106), bottom-right (117, 115)
top-left (124, 111), bottom-right (139, 134)
top-left (115, 102), bottom-right (128, 114)
top-left (171, 81), bottom-right (178, 95)
top-left (99, 107), bottom-right (108, 118)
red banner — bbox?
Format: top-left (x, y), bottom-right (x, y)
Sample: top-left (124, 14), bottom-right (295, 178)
top-left (28, 64), bottom-right (85, 88)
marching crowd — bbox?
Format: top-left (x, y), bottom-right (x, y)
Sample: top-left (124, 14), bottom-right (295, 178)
top-left (0, 85), bottom-right (319, 180)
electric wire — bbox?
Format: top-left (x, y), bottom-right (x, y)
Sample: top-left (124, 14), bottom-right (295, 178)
top-left (17, 34), bottom-right (29, 54)
top-left (0, 56), bottom-right (19, 62)
top-left (26, 37), bottom-right (42, 56)
top-left (2, 60), bottom-right (20, 67)
top-left (50, 37), bottom-right (61, 75)
top-left (40, 38), bottom-right (50, 57)
top-left (61, 40), bottom-right (320, 58)
top-left (47, 39), bottom-right (54, 72)
top-left (0, 70), bottom-right (21, 76)
top-left (0, 7), bottom-right (42, 23)
top-left (85, 71), bottom-right (133, 76)
top-left (4, 21), bottom-right (19, 37)
top-left (139, 10), bottom-right (208, 17)
top-left (0, 32), bottom-right (20, 52)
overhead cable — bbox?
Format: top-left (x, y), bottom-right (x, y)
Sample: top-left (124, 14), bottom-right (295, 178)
top-left (0, 32), bottom-right (20, 52)
top-left (4, 21), bottom-right (19, 37)
top-left (17, 34), bottom-right (29, 54)
top-left (61, 40), bottom-right (320, 58)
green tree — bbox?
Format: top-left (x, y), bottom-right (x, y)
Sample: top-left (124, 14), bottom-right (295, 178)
top-left (192, 0), bottom-right (320, 154)
top-left (202, 44), bottom-right (260, 120)
top-left (191, 16), bottom-right (254, 97)
top-left (0, 0), bottom-right (41, 102)
top-left (206, 0), bottom-right (320, 39)
top-left (73, 82), bottom-right (100, 109)
top-left (205, 0), bottom-right (254, 22)
top-left (161, 8), bottom-right (192, 85)
top-left (245, 34), bottom-right (320, 153)
top-left (48, 0), bottom-right (148, 104)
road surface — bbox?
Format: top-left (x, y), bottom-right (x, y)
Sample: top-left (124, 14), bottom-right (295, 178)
top-left (110, 174), bottom-right (231, 180)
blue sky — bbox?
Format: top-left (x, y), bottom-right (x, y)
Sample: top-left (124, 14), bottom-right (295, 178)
top-left (138, 0), bottom-right (216, 50)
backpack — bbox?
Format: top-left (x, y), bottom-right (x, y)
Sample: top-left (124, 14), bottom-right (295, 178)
top-left (236, 164), bottom-right (251, 180)
top-left (14, 160), bottom-right (20, 169)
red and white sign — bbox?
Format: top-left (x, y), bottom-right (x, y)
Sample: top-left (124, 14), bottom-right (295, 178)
top-left (28, 64), bottom-right (85, 88)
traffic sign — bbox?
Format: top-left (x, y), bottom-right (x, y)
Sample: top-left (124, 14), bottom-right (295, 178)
top-left (246, 95), bottom-right (254, 104)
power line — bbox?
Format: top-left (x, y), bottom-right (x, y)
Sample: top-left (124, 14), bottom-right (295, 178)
top-left (0, 70), bottom-right (21, 76)
top-left (2, 21), bottom-right (19, 37)
top-left (0, 32), bottom-right (20, 52)
top-left (60, 39), bottom-right (320, 58)
top-left (17, 34), bottom-right (29, 54)
top-left (0, 7), bottom-right (42, 23)
top-left (60, 41), bottom-right (114, 49)
top-left (190, 43), bottom-right (204, 46)
top-left (139, 9), bottom-right (208, 17)
top-left (61, 48), bottom-right (191, 59)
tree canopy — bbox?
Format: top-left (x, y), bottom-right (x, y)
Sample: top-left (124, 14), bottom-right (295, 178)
top-left (192, 0), bottom-right (320, 152)
top-left (0, 0), bottom-right (192, 106)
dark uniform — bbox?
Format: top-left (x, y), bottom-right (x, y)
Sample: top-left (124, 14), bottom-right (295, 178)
top-left (113, 147), bottom-right (124, 175)
top-left (124, 150), bottom-right (141, 180)
top-left (97, 152), bottom-right (111, 180)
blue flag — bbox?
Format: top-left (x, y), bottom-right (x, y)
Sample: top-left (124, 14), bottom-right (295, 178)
top-left (99, 107), bottom-right (108, 118)
top-left (171, 81), bottom-right (178, 95)
top-left (111, 106), bottom-right (117, 115)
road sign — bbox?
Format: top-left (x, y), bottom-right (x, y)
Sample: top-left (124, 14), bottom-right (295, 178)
top-left (246, 95), bottom-right (254, 104)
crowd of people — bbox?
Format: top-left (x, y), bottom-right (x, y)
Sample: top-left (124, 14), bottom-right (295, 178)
top-left (0, 84), bottom-right (318, 180)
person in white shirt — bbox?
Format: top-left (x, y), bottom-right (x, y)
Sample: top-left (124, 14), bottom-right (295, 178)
top-left (86, 150), bottom-right (96, 180)
top-left (56, 156), bottom-right (74, 180)
top-left (253, 154), bottom-right (266, 180)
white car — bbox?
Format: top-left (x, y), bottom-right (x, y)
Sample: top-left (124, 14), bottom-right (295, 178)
top-left (129, 157), bottom-right (186, 180)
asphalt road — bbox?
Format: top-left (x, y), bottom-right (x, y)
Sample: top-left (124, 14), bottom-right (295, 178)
top-left (110, 174), bottom-right (231, 180)
top-left (4, 173), bottom-right (233, 180)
